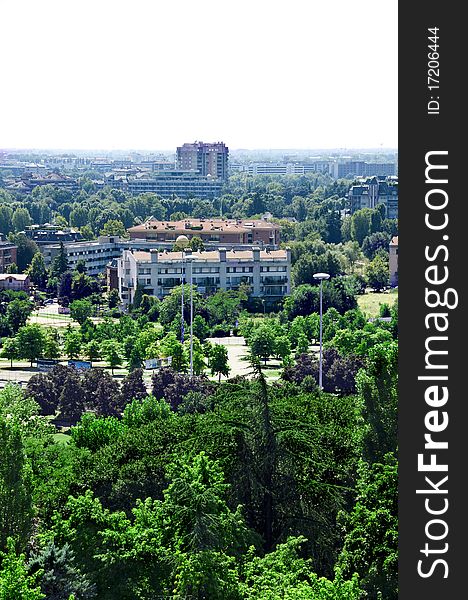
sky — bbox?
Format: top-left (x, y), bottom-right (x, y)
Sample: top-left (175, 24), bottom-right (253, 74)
top-left (0, 0), bottom-right (397, 151)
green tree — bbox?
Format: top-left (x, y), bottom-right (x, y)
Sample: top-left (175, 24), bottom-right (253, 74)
top-left (12, 207), bottom-right (32, 233)
top-left (0, 419), bottom-right (34, 552)
top-left (27, 253), bottom-right (48, 289)
top-left (0, 205), bottom-right (13, 236)
top-left (100, 340), bottom-right (123, 375)
top-left (0, 538), bottom-right (44, 600)
top-left (338, 455), bottom-right (397, 600)
top-left (366, 254), bottom-right (389, 291)
top-left (209, 344), bottom-right (230, 382)
top-left (351, 209), bottom-right (371, 246)
top-left (5, 299), bottom-right (33, 334)
top-left (16, 325), bottom-right (46, 366)
top-left (50, 243), bottom-right (69, 279)
top-left (85, 340), bottom-right (101, 366)
top-left (5, 263), bottom-right (18, 274)
top-left (7, 234), bottom-right (38, 272)
top-left (43, 330), bottom-right (61, 359)
top-left (63, 330), bottom-right (82, 359)
top-left (69, 299), bottom-right (93, 325)
top-left (250, 326), bottom-right (276, 365)
top-left (107, 288), bottom-right (120, 309)
top-left (0, 338), bottom-right (19, 368)
top-left (100, 220), bottom-right (127, 238)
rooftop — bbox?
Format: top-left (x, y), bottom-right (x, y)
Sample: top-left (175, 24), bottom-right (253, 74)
top-left (128, 218), bottom-right (279, 235)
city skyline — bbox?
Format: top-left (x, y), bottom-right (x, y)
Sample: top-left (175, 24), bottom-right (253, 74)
top-left (1, 0), bottom-right (397, 150)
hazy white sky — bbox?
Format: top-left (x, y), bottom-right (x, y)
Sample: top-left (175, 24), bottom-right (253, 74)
top-left (0, 0), bottom-right (397, 151)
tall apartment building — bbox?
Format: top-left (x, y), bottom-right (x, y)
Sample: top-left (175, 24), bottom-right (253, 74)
top-left (176, 142), bottom-right (229, 180)
top-left (0, 241), bottom-right (18, 273)
top-left (118, 247), bottom-right (291, 306)
top-left (348, 176), bottom-right (398, 219)
top-left (127, 218), bottom-right (281, 248)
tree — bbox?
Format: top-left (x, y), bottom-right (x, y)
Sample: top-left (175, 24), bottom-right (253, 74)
top-left (50, 243), bottom-right (69, 279)
top-left (69, 299), bottom-right (93, 325)
top-left (338, 455), bottom-right (397, 600)
top-left (209, 344), bottom-right (230, 382)
top-left (12, 207), bottom-right (32, 233)
top-left (57, 372), bottom-right (85, 425)
top-left (250, 326), bottom-right (277, 365)
top-left (120, 368), bottom-right (147, 406)
top-left (0, 205), bottom-right (13, 236)
top-left (5, 299), bottom-right (33, 334)
top-left (28, 541), bottom-right (96, 600)
top-left (351, 209), bottom-right (371, 246)
top-left (43, 330), bottom-right (61, 359)
top-left (7, 234), bottom-right (38, 272)
top-left (1, 338), bottom-right (19, 368)
top-left (26, 373), bottom-right (59, 416)
top-left (362, 232), bottom-right (390, 260)
top-left (100, 340), bottom-right (123, 375)
top-left (27, 253), bottom-right (48, 289)
top-left (85, 340), bottom-right (101, 366)
top-left (57, 272), bottom-right (73, 304)
top-left (5, 263), bottom-right (18, 274)
top-left (16, 325), bottom-right (46, 366)
top-left (0, 538), bottom-right (44, 600)
top-left (0, 419), bottom-right (33, 552)
top-left (366, 253), bottom-right (389, 291)
top-left (63, 330), bottom-right (82, 359)
top-left (100, 220), bottom-right (127, 237)
top-left (107, 289), bottom-right (120, 309)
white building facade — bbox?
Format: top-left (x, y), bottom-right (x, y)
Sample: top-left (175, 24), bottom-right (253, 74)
top-left (118, 247), bottom-right (291, 306)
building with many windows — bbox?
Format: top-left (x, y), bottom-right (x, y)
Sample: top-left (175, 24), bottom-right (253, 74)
top-left (330, 161), bottom-right (396, 179)
top-left (127, 218), bottom-right (281, 248)
top-left (117, 247), bottom-right (291, 306)
top-left (348, 176), bottom-right (398, 218)
top-left (0, 241), bottom-right (18, 273)
top-left (105, 170), bottom-right (224, 199)
top-left (176, 141), bottom-right (228, 180)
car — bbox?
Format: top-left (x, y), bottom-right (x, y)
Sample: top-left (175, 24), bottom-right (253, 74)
top-left (45, 299), bottom-right (54, 305)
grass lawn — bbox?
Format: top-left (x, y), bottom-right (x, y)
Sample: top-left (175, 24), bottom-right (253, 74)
top-left (53, 432), bottom-right (71, 445)
top-left (357, 289), bottom-right (398, 318)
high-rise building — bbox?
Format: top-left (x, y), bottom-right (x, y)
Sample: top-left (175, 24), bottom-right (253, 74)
top-left (176, 141), bottom-right (229, 180)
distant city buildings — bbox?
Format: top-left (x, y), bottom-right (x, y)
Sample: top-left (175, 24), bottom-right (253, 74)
top-left (348, 176), bottom-right (398, 219)
top-left (389, 235), bottom-right (398, 286)
top-left (118, 246), bottom-right (291, 306)
top-left (176, 141), bottom-right (229, 180)
top-left (127, 218), bottom-right (280, 248)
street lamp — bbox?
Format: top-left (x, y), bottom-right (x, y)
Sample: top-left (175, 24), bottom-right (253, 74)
top-left (176, 235), bottom-right (190, 344)
top-left (184, 255), bottom-right (194, 377)
top-left (313, 272), bottom-right (330, 390)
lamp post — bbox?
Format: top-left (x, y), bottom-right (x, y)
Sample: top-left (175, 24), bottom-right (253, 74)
top-left (188, 257), bottom-right (194, 377)
top-left (313, 272), bottom-right (330, 390)
top-left (176, 235), bottom-right (190, 344)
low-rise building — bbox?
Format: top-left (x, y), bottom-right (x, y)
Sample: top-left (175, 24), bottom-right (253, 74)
top-left (127, 218), bottom-right (281, 248)
top-left (389, 236), bottom-right (398, 286)
top-left (117, 247), bottom-right (291, 307)
top-left (0, 273), bottom-right (30, 292)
